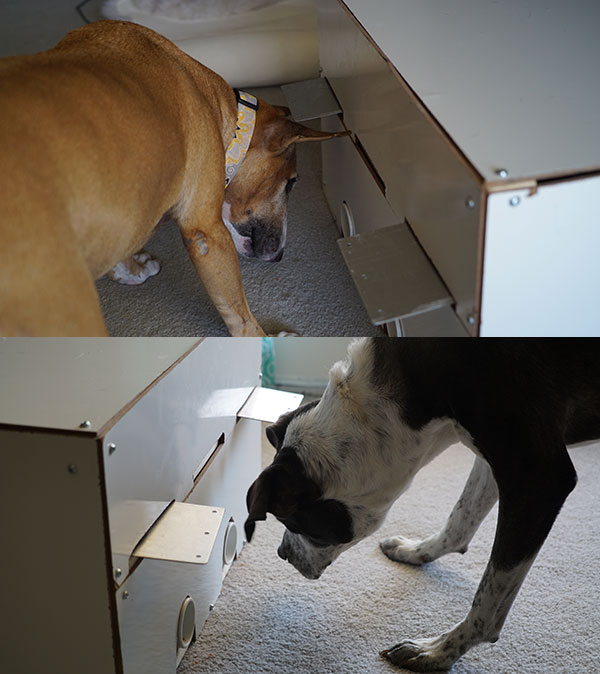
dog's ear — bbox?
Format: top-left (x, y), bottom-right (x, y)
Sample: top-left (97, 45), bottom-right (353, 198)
top-left (244, 448), bottom-right (319, 542)
top-left (269, 119), bottom-right (350, 154)
top-left (265, 399), bottom-right (320, 450)
top-left (273, 104), bottom-right (291, 117)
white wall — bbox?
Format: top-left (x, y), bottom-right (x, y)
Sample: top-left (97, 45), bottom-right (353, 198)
top-left (272, 338), bottom-right (356, 393)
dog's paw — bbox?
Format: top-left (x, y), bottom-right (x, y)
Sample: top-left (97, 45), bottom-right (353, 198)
top-left (380, 536), bottom-right (432, 565)
top-left (270, 331), bottom-right (298, 337)
top-left (380, 636), bottom-right (455, 672)
top-left (109, 252), bottom-right (160, 285)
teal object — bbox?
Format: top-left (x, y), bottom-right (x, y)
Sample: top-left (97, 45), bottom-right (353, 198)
top-left (261, 337), bottom-right (276, 387)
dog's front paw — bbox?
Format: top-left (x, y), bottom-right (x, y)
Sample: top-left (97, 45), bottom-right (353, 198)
top-left (380, 635), bottom-right (455, 672)
top-left (270, 331), bottom-right (298, 337)
top-left (380, 536), bottom-right (433, 565)
top-left (109, 252), bottom-right (160, 285)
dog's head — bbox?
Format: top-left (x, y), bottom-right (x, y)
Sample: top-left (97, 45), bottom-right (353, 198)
top-left (223, 99), bottom-right (346, 262)
top-left (244, 341), bottom-right (415, 579)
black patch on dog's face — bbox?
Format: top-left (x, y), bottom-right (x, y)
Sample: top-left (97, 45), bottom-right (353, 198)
top-left (277, 497), bottom-right (353, 546)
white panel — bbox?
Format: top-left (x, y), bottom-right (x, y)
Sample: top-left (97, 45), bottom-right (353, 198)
top-left (282, 77), bottom-right (342, 121)
top-left (0, 430), bottom-right (116, 674)
top-left (318, 0), bottom-right (481, 331)
top-left (342, 0), bottom-right (600, 181)
top-left (103, 338), bottom-right (261, 573)
top-left (321, 114), bottom-right (400, 236)
top-left (238, 387), bottom-right (303, 423)
top-left (0, 337), bottom-right (198, 432)
top-left (480, 176), bottom-right (600, 336)
top-left (117, 419), bottom-right (261, 674)
top-left (189, 418), bottom-right (262, 553)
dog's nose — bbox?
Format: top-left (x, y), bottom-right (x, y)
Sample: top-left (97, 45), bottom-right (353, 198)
top-left (277, 544), bottom-right (288, 561)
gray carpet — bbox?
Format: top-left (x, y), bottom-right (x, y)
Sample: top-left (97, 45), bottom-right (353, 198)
top-left (95, 87), bottom-right (381, 337)
top-left (179, 436), bottom-right (600, 674)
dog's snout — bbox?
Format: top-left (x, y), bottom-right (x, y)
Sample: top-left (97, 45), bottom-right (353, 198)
top-left (277, 544), bottom-right (288, 561)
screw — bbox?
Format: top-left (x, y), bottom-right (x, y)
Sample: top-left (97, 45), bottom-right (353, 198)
top-left (495, 168), bottom-right (509, 178)
top-left (79, 420), bottom-right (91, 428)
top-left (115, 568), bottom-right (122, 578)
top-left (509, 196), bottom-right (521, 207)
top-left (209, 604), bottom-right (215, 611)
top-left (108, 443), bottom-right (117, 455)
top-left (465, 198), bottom-right (475, 209)
top-left (122, 591), bottom-right (129, 600)
top-left (67, 464), bottom-right (78, 474)
top-left (467, 315), bottom-right (476, 326)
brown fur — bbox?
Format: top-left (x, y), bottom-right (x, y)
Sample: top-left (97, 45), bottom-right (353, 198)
top-left (0, 21), bottom-right (344, 336)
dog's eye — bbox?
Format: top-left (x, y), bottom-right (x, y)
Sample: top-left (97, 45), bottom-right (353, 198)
top-left (285, 177), bottom-right (298, 194)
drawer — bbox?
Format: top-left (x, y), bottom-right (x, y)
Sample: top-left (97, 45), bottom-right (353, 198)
top-left (318, 0), bottom-right (482, 332)
top-left (103, 339), bottom-right (260, 574)
top-left (116, 418), bottom-right (260, 674)
top-left (321, 114), bottom-right (400, 236)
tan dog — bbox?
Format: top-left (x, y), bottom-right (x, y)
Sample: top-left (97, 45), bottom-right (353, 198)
top-left (0, 20), bottom-right (344, 336)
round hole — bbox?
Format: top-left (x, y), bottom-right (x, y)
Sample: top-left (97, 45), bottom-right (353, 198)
top-left (177, 596), bottom-right (195, 649)
top-left (223, 520), bottom-right (238, 566)
top-left (339, 201), bottom-right (356, 238)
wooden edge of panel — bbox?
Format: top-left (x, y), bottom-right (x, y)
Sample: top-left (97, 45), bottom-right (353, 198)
top-left (0, 339), bottom-right (204, 440)
top-left (96, 338), bottom-right (204, 438)
top-left (334, 0), bottom-right (485, 188)
top-left (95, 437), bottom-right (125, 673)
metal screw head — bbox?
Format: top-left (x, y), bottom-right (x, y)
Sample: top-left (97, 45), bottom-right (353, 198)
top-left (114, 568), bottom-right (122, 579)
top-left (108, 443), bottom-right (117, 455)
top-left (509, 196), bottom-right (521, 207)
top-left (122, 591), bottom-right (129, 600)
top-left (467, 315), bottom-right (476, 326)
top-left (79, 420), bottom-right (91, 428)
top-left (67, 464), bottom-right (78, 474)
top-left (495, 168), bottom-right (509, 178)
top-left (465, 198), bottom-right (476, 209)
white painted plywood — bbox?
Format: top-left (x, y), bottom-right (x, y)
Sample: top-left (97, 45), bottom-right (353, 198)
top-left (0, 337), bottom-right (199, 432)
top-left (1, 430), bottom-right (117, 674)
top-left (480, 175), bottom-right (600, 335)
top-left (342, 0), bottom-right (600, 182)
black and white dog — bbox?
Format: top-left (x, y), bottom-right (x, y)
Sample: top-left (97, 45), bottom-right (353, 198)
top-left (245, 338), bottom-right (600, 671)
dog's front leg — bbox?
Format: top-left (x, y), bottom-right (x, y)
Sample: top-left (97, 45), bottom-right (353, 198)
top-left (381, 440), bottom-right (577, 671)
top-left (381, 456), bottom-right (498, 564)
top-left (179, 197), bottom-right (265, 337)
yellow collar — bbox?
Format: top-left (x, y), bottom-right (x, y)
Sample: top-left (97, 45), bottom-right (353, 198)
top-left (225, 90), bottom-right (258, 187)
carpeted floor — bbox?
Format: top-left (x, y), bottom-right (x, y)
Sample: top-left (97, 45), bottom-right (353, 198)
top-left (179, 435), bottom-right (600, 674)
top-left (95, 87), bottom-right (381, 337)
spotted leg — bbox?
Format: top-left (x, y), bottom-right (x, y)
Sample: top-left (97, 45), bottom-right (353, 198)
top-left (381, 440), bottom-right (577, 671)
top-left (381, 456), bottom-right (498, 565)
